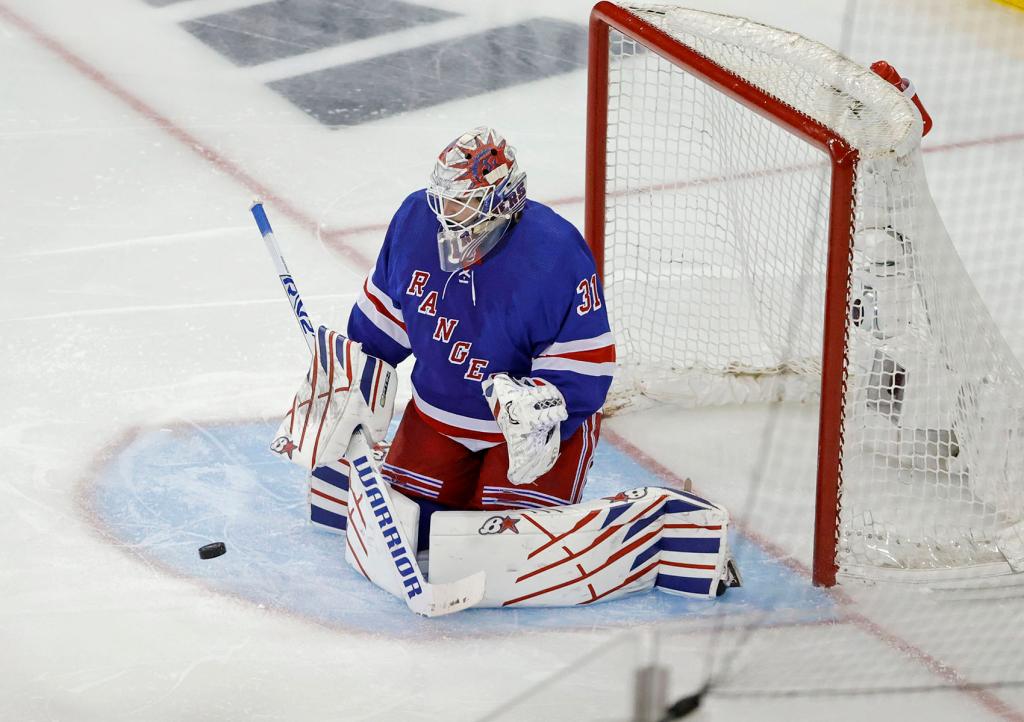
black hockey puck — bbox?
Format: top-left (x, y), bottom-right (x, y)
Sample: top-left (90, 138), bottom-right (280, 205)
top-left (198, 542), bottom-right (226, 560)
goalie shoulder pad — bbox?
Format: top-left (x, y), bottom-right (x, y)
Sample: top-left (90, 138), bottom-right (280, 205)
top-left (271, 326), bottom-right (397, 470)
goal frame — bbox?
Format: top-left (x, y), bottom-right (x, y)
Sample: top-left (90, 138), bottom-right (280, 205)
top-left (585, 1), bottom-right (860, 587)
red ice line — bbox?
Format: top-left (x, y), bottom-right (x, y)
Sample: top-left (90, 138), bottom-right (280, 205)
top-left (319, 127), bottom-right (1024, 255)
top-left (0, 4), bottom-right (375, 270)
top-left (602, 428), bottom-right (1024, 722)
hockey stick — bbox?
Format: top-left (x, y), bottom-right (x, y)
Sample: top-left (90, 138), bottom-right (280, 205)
top-left (250, 201), bottom-right (317, 354)
top-left (345, 431), bottom-right (486, 617)
top-left (248, 200), bottom-right (486, 617)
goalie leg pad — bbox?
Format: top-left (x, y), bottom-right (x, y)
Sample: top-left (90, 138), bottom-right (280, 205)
top-left (427, 486), bottom-right (737, 607)
top-left (655, 493), bottom-right (735, 597)
top-left (344, 431), bottom-right (485, 616)
top-left (309, 459), bottom-right (350, 533)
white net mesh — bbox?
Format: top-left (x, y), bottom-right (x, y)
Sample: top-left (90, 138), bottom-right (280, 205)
top-left (601, 4), bottom-right (1024, 577)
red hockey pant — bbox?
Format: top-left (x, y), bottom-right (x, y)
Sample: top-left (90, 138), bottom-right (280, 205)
top-left (381, 401), bottom-right (601, 511)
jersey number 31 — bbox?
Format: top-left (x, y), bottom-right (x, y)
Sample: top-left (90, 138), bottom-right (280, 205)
top-left (576, 274), bottom-right (603, 316)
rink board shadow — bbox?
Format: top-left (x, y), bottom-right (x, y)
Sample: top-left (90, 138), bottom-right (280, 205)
top-left (89, 419), bottom-right (834, 638)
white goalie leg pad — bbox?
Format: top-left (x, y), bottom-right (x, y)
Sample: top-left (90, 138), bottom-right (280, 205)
top-left (270, 325), bottom-right (397, 470)
top-left (428, 487), bottom-right (737, 607)
top-left (308, 442), bottom-right (392, 534)
top-left (309, 458), bottom-right (350, 533)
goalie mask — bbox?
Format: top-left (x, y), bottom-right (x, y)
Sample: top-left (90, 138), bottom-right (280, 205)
top-left (426, 127), bottom-right (527, 271)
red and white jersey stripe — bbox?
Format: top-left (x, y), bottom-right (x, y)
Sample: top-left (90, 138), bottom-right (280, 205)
top-left (411, 386), bottom-right (504, 450)
top-left (532, 331), bottom-right (616, 377)
top-left (355, 275), bottom-right (410, 350)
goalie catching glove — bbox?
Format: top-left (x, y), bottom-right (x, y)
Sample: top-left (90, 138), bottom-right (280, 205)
top-left (482, 374), bottom-right (568, 486)
top-left (271, 325), bottom-right (397, 470)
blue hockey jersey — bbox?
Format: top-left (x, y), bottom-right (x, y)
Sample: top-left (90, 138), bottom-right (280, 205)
top-left (347, 190), bottom-right (614, 450)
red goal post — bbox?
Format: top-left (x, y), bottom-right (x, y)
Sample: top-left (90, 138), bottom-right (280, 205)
top-left (586, 1), bottom-right (857, 586)
top-left (584, 2), bottom-right (1024, 587)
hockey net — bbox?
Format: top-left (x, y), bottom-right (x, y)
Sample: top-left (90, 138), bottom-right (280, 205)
top-left (588, 2), bottom-right (1024, 585)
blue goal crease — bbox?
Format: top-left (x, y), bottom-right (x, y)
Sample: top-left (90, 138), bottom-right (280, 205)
top-left (88, 420), bottom-right (835, 638)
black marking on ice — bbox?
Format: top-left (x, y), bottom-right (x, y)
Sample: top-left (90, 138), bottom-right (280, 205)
top-left (268, 18), bottom-right (588, 127)
top-left (182, 0), bottom-right (457, 66)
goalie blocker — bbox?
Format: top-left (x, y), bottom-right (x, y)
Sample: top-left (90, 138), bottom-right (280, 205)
top-left (269, 325), bottom-right (397, 533)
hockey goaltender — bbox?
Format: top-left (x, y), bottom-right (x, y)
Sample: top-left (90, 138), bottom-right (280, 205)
top-left (260, 127), bottom-right (740, 616)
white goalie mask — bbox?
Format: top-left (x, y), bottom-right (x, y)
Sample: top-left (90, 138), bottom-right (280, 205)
top-left (426, 127), bottom-right (527, 271)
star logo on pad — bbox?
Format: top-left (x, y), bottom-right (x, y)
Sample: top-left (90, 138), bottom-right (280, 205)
top-left (271, 436), bottom-right (298, 459)
top-left (605, 489), bottom-right (647, 503)
top-left (479, 514), bottom-right (522, 535)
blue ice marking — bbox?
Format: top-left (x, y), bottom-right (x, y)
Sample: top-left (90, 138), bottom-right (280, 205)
top-left (89, 420), bottom-right (836, 639)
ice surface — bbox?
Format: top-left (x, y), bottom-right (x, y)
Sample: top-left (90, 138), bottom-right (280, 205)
top-left (2, 0), bottom-right (1022, 720)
